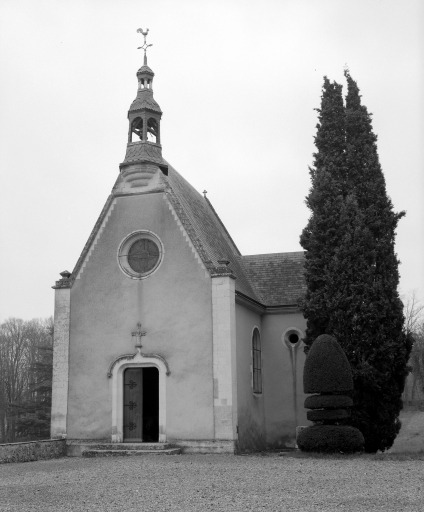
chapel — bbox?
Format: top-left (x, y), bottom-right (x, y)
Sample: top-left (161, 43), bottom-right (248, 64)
top-left (50, 33), bottom-right (308, 453)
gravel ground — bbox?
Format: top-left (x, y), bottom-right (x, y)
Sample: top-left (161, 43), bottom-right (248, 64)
top-left (0, 453), bottom-right (423, 512)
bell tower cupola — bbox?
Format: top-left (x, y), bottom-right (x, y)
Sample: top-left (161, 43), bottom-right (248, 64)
top-left (118, 28), bottom-right (167, 191)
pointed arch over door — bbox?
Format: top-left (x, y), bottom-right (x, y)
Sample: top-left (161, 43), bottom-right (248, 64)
top-left (108, 352), bottom-right (169, 443)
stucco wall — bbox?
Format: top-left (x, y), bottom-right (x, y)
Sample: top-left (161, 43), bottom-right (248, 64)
top-left (235, 304), bottom-right (266, 452)
top-left (67, 191), bottom-right (214, 441)
top-left (261, 311), bottom-right (309, 448)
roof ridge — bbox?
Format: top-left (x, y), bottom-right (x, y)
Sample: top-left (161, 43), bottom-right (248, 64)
top-left (204, 195), bottom-right (241, 256)
top-left (242, 250), bottom-right (305, 258)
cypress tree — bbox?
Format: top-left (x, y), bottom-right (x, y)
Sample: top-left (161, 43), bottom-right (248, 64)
top-left (300, 77), bottom-right (348, 340)
top-left (341, 71), bottom-right (412, 451)
top-left (300, 73), bottom-right (412, 452)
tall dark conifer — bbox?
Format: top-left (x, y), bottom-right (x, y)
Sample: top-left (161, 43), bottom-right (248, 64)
top-left (341, 71), bottom-right (411, 451)
top-left (300, 77), bottom-right (348, 341)
top-left (301, 73), bottom-right (412, 452)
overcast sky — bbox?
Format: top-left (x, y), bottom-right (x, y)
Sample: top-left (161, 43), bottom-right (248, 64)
top-left (0, 0), bottom-right (423, 321)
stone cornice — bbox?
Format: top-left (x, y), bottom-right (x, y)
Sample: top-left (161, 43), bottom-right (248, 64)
top-left (235, 291), bottom-right (301, 315)
top-left (210, 268), bottom-right (236, 279)
top-left (52, 279), bottom-right (72, 290)
top-left (235, 292), bottom-right (265, 314)
top-left (52, 271), bottom-right (72, 289)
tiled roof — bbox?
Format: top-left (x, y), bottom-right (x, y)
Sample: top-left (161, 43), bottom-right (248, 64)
top-left (137, 65), bottom-right (154, 75)
top-left (129, 92), bottom-right (162, 113)
top-left (242, 252), bottom-right (306, 306)
top-left (122, 142), bottom-right (165, 165)
top-left (165, 165), bottom-right (260, 300)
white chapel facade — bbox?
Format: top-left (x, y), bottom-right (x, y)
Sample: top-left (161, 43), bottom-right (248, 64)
top-left (51, 36), bottom-right (308, 453)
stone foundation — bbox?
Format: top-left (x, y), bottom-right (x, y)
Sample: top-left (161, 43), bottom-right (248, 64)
top-left (175, 440), bottom-right (236, 454)
top-left (0, 439), bottom-right (66, 464)
top-left (66, 439), bottom-right (236, 456)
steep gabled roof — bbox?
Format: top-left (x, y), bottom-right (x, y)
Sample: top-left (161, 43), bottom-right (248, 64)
top-left (68, 164), bottom-right (306, 308)
top-left (165, 166), bottom-right (306, 306)
top-left (165, 165), bottom-right (260, 300)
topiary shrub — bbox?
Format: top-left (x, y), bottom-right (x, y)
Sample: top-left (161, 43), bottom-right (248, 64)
top-left (297, 425), bottom-right (365, 453)
top-left (299, 334), bottom-right (364, 453)
top-left (304, 394), bottom-right (353, 410)
top-left (303, 334), bottom-right (353, 394)
top-left (307, 409), bottom-right (350, 422)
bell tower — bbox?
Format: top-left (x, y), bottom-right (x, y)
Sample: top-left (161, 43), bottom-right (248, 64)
top-left (129, 63), bottom-right (161, 145)
top-left (118, 28), bottom-right (168, 192)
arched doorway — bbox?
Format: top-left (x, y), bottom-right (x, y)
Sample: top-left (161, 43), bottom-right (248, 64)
top-left (123, 367), bottom-right (159, 442)
top-left (108, 352), bottom-right (170, 443)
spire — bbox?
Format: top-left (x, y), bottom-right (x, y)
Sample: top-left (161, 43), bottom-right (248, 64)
top-left (133, 28), bottom-right (157, 97)
top-left (118, 28), bottom-right (168, 191)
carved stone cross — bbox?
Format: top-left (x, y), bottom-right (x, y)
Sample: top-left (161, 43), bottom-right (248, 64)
top-left (132, 322), bottom-right (146, 348)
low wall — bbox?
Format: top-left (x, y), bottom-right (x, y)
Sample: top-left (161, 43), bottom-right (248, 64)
top-left (0, 439), bottom-right (66, 464)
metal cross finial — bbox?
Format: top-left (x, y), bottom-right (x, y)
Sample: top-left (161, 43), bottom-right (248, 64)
top-left (137, 28), bottom-right (153, 64)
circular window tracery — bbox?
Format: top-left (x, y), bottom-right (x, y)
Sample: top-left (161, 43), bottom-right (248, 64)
top-left (118, 231), bottom-right (163, 279)
top-left (127, 239), bottom-right (160, 273)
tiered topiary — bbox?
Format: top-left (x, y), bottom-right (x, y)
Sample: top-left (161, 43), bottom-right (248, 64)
top-left (297, 334), bottom-right (364, 453)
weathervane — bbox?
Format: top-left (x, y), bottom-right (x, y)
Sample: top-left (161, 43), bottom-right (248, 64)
top-left (137, 28), bottom-right (152, 65)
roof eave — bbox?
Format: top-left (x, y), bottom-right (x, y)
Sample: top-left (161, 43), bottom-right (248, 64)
top-left (235, 290), bottom-right (302, 315)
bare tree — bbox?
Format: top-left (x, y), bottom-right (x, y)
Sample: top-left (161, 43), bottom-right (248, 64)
top-left (0, 318), bottom-right (32, 441)
top-left (17, 318), bottom-right (53, 440)
top-left (0, 318), bottom-right (53, 442)
top-left (404, 291), bottom-right (424, 335)
top-left (403, 292), bottom-right (424, 403)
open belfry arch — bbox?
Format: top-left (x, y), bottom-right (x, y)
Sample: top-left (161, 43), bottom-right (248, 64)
top-left (51, 29), bottom-right (308, 454)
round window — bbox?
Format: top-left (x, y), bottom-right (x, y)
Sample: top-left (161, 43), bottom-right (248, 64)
top-left (127, 239), bottom-right (160, 273)
top-left (288, 333), bottom-right (299, 344)
top-left (282, 328), bottom-right (304, 349)
top-left (118, 231), bottom-right (163, 279)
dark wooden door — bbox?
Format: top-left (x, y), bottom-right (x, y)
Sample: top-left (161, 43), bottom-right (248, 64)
top-left (142, 367), bottom-right (159, 442)
top-left (123, 368), bottom-right (143, 442)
